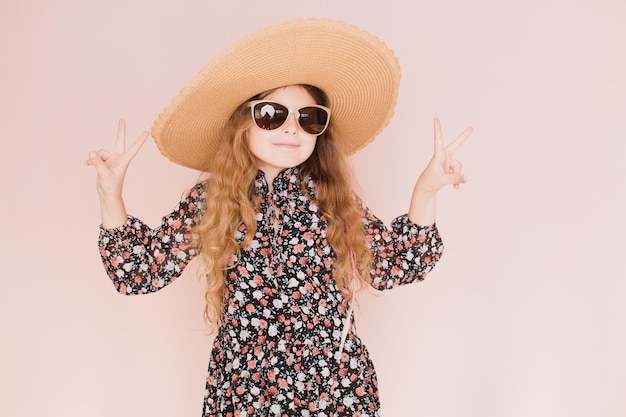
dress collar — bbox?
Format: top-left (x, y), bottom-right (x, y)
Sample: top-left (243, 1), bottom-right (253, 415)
top-left (254, 166), bottom-right (313, 198)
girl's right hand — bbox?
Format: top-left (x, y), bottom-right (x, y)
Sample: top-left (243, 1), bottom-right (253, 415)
top-left (85, 119), bottom-right (148, 229)
top-left (84, 119), bottom-right (149, 199)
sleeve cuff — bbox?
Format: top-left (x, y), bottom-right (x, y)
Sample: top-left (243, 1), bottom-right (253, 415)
top-left (99, 215), bottom-right (139, 238)
top-left (391, 214), bottom-right (438, 236)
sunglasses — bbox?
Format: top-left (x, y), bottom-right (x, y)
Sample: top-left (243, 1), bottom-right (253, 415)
top-left (249, 100), bottom-right (331, 136)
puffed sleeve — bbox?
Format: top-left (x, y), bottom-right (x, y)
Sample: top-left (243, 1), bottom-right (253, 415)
top-left (98, 182), bottom-right (206, 295)
top-left (360, 199), bottom-right (444, 290)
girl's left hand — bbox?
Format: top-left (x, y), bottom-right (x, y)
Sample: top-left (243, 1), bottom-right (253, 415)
top-left (415, 117), bottom-right (472, 194)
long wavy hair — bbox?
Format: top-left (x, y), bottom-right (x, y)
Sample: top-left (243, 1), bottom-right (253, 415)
top-left (194, 84), bottom-right (372, 333)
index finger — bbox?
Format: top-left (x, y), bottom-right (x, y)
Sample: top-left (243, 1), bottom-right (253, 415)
top-left (433, 117), bottom-right (445, 154)
top-left (114, 118), bottom-right (126, 154)
top-left (445, 126), bottom-right (473, 155)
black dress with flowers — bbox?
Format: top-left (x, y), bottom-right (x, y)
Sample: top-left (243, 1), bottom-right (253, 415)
top-left (98, 167), bottom-right (444, 417)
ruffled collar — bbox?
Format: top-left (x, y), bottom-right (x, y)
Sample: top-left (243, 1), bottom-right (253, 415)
top-left (254, 166), bottom-right (313, 198)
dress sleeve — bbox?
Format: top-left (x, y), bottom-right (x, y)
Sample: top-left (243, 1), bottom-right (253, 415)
top-left (360, 199), bottom-right (445, 291)
top-left (98, 182), bottom-right (206, 295)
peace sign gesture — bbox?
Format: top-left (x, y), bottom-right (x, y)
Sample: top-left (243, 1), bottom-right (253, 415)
top-left (408, 117), bottom-right (472, 225)
top-left (84, 119), bottom-right (149, 228)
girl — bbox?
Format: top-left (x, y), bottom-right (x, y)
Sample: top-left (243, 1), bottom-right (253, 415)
top-left (86, 19), bottom-right (471, 417)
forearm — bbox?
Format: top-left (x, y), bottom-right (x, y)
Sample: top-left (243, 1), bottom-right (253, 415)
top-left (408, 186), bottom-right (437, 227)
top-left (100, 193), bottom-right (129, 229)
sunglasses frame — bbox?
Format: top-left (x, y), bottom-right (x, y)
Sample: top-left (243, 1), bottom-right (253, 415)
top-left (249, 100), bottom-right (331, 136)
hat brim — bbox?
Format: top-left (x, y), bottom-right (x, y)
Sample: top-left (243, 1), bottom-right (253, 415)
top-left (151, 18), bottom-right (401, 172)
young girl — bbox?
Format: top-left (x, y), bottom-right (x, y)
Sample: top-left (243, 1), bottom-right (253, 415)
top-left (86, 19), bottom-right (470, 417)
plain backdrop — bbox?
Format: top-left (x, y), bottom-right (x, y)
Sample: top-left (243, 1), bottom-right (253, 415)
top-left (1, 0), bottom-right (625, 416)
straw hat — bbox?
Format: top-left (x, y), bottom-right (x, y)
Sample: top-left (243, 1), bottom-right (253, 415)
top-left (151, 18), bottom-right (401, 172)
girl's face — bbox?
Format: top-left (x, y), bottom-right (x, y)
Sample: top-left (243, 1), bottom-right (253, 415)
top-left (247, 85), bottom-right (319, 183)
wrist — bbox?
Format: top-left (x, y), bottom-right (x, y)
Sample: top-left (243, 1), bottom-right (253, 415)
top-left (97, 185), bottom-right (123, 201)
top-left (413, 181), bottom-right (437, 199)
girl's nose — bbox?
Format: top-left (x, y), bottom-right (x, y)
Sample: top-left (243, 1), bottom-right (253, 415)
top-left (282, 113), bottom-right (298, 135)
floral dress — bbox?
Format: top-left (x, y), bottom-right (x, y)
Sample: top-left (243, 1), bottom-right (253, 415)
top-left (98, 167), bottom-right (444, 417)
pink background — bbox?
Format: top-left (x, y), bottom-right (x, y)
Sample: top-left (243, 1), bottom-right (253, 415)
top-left (1, 0), bottom-right (625, 416)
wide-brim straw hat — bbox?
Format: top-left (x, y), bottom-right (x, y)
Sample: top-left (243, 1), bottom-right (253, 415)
top-left (151, 18), bottom-right (401, 172)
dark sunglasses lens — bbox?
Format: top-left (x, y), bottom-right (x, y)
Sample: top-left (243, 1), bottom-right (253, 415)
top-left (298, 107), bottom-right (329, 135)
top-left (253, 102), bottom-right (288, 130)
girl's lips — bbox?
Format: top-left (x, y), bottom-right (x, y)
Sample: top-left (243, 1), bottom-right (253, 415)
top-left (273, 143), bottom-right (299, 149)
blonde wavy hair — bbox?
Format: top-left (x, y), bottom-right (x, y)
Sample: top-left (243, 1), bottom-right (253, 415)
top-left (194, 85), bottom-right (372, 333)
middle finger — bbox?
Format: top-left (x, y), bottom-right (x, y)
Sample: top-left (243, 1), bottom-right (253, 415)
top-left (445, 126), bottom-right (473, 155)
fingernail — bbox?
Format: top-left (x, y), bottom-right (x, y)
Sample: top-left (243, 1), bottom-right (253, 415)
top-left (460, 176), bottom-right (467, 183)
top-left (89, 152), bottom-right (96, 159)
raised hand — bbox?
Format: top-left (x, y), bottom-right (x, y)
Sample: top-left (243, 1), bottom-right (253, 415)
top-left (408, 117), bottom-right (472, 226)
top-left (85, 119), bottom-right (148, 198)
top-left (84, 119), bottom-right (149, 228)
top-left (417, 117), bottom-right (472, 193)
